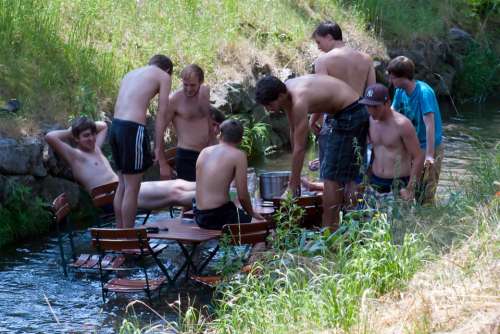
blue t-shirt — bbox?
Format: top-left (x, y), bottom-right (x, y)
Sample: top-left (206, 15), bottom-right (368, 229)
top-left (391, 81), bottom-right (442, 149)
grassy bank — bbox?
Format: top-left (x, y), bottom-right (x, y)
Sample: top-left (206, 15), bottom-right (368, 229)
top-left (3, 0), bottom-right (496, 136)
top-left (118, 145), bottom-right (499, 333)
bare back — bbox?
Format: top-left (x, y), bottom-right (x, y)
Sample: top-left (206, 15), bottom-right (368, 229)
top-left (169, 85), bottom-right (211, 151)
top-left (114, 66), bottom-right (169, 124)
top-left (286, 75), bottom-right (359, 115)
top-left (315, 46), bottom-right (375, 96)
top-left (370, 111), bottom-right (413, 178)
top-left (71, 148), bottom-right (118, 192)
top-left (195, 143), bottom-right (244, 209)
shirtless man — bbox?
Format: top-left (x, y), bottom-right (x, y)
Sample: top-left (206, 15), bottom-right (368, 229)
top-left (208, 106), bottom-right (225, 146)
top-left (194, 119), bottom-right (264, 230)
top-left (255, 75), bottom-right (369, 229)
top-left (309, 21), bottom-right (375, 135)
top-left (162, 64), bottom-right (211, 181)
top-left (45, 117), bottom-right (196, 212)
top-left (359, 84), bottom-right (424, 199)
top-left (110, 54), bottom-right (172, 228)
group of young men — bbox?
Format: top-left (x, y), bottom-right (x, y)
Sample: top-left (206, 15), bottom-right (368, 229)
top-left (46, 58), bottom-right (262, 229)
top-left (46, 20), bottom-right (443, 231)
top-left (255, 21), bottom-right (443, 229)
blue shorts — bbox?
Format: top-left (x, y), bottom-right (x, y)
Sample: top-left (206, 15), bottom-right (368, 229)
top-left (320, 101), bottom-right (369, 182)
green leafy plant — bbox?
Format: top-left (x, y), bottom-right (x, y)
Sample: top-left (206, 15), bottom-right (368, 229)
top-left (272, 193), bottom-right (305, 251)
top-left (233, 115), bottom-right (270, 160)
top-left (0, 183), bottom-right (52, 248)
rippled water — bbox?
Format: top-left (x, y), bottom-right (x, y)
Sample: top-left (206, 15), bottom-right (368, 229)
top-left (0, 100), bottom-right (498, 333)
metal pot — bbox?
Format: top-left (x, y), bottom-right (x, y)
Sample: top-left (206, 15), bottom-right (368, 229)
top-left (259, 171), bottom-right (291, 200)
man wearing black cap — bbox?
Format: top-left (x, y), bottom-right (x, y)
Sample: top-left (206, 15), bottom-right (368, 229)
top-left (360, 84), bottom-right (424, 200)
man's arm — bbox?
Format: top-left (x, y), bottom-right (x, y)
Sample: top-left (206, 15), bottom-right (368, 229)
top-left (234, 152), bottom-right (263, 219)
top-left (400, 120), bottom-right (424, 200)
top-left (154, 74), bottom-right (173, 179)
top-left (288, 103), bottom-right (309, 194)
top-left (423, 112), bottom-right (435, 166)
top-left (95, 121), bottom-right (108, 148)
top-left (45, 128), bottom-right (77, 164)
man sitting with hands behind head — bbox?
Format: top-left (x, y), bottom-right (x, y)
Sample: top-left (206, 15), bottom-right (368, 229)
top-left (46, 117), bottom-right (196, 213)
top-left (194, 119), bottom-right (264, 230)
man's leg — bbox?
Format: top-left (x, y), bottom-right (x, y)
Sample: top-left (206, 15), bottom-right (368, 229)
top-left (114, 172), bottom-right (125, 228)
top-left (322, 180), bottom-right (344, 230)
top-left (121, 173), bottom-right (143, 228)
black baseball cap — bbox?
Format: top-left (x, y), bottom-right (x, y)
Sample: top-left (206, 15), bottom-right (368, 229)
top-left (359, 84), bottom-right (389, 106)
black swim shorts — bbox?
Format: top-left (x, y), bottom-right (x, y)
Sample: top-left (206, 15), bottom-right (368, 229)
top-left (320, 100), bottom-right (369, 182)
top-left (109, 118), bottom-right (153, 174)
top-left (194, 201), bottom-right (252, 230)
top-left (370, 174), bottom-right (410, 194)
top-left (175, 147), bottom-right (200, 181)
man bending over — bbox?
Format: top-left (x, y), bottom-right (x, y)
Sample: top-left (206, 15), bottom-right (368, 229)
top-left (255, 75), bottom-right (368, 230)
top-left (46, 117), bottom-right (195, 213)
top-left (194, 119), bottom-right (264, 230)
top-left (359, 84), bottom-right (424, 199)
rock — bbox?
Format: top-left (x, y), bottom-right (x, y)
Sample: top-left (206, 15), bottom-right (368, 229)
top-left (374, 60), bottom-right (389, 85)
top-left (251, 60), bottom-right (272, 79)
top-left (211, 81), bottom-right (256, 115)
top-left (277, 68), bottom-right (296, 82)
top-left (38, 175), bottom-right (80, 206)
top-left (268, 114), bottom-right (290, 149)
top-left (0, 137), bottom-right (46, 177)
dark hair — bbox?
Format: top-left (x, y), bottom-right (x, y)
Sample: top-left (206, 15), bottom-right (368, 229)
top-left (148, 54), bottom-right (173, 75)
top-left (255, 76), bottom-right (287, 105)
top-left (181, 64), bottom-right (204, 82)
top-left (71, 116), bottom-right (97, 138)
top-left (387, 56), bottom-right (415, 80)
top-left (209, 106), bottom-right (225, 124)
top-left (312, 21), bottom-right (342, 41)
top-left (220, 119), bottom-right (244, 144)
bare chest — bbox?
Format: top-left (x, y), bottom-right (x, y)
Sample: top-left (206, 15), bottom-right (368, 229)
top-left (370, 123), bottom-right (402, 149)
top-left (176, 100), bottom-right (208, 120)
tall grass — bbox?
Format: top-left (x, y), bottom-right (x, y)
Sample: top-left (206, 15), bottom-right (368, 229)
top-left (0, 0), bottom-right (345, 133)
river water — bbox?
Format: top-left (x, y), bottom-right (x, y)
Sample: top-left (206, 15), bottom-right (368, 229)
top-left (0, 100), bottom-right (498, 333)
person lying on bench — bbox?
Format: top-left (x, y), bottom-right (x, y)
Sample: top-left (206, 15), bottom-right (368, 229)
top-left (45, 117), bottom-right (195, 210)
top-left (194, 119), bottom-right (264, 230)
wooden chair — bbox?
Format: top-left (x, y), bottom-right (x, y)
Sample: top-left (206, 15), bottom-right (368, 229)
top-left (272, 195), bottom-right (323, 228)
top-left (191, 221), bottom-right (273, 287)
top-left (52, 193), bottom-right (126, 275)
top-left (164, 147), bottom-right (177, 171)
top-left (90, 181), bottom-right (152, 226)
top-left (90, 228), bottom-right (170, 303)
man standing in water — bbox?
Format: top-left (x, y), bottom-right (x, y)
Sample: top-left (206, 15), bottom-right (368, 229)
top-left (255, 75), bottom-right (368, 230)
top-left (388, 56), bottom-right (443, 204)
top-left (110, 54), bottom-right (172, 228)
top-left (161, 64), bottom-right (211, 181)
top-left (309, 21), bottom-right (376, 201)
top-left (359, 84), bottom-right (424, 199)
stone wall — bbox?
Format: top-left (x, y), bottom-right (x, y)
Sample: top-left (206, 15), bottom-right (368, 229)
top-left (0, 137), bottom-right (80, 206)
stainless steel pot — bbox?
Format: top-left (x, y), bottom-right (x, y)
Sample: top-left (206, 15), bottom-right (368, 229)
top-left (259, 171), bottom-right (291, 200)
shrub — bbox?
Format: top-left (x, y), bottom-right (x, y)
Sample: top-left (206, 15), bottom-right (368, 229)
top-left (0, 183), bottom-right (52, 248)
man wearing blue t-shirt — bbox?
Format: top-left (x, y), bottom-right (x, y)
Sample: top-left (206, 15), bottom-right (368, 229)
top-left (387, 56), bottom-right (443, 204)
